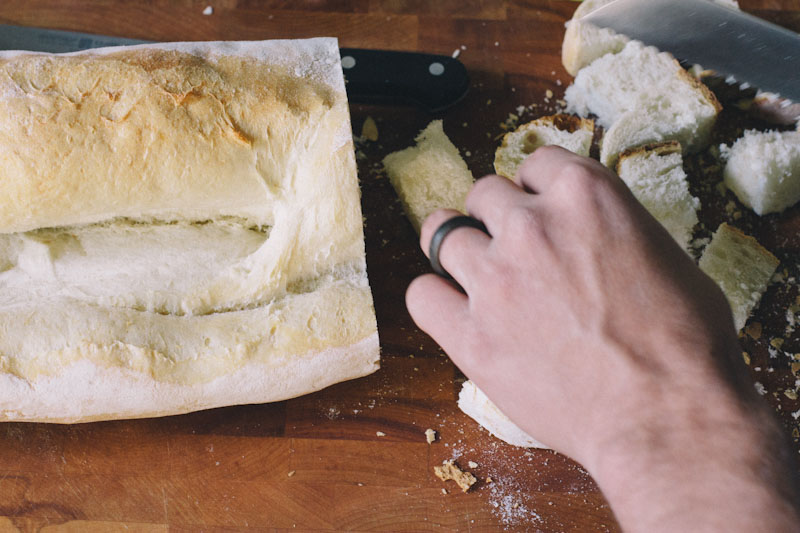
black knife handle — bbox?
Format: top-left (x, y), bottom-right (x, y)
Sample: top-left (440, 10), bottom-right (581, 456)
top-left (340, 48), bottom-right (469, 113)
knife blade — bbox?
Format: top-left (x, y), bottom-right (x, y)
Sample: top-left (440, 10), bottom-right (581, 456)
top-left (0, 24), bottom-right (469, 113)
top-left (581, 0), bottom-right (800, 102)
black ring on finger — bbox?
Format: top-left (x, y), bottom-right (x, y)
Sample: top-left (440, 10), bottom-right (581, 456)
top-left (429, 215), bottom-right (490, 281)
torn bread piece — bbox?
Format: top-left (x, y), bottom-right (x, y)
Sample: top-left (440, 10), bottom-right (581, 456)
top-left (565, 40), bottom-right (721, 168)
top-left (434, 460), bottom-right (478, 492)
top-left (383, 120), bottom-right (474, 233)
top-left (562, 0), bottom-right (628, 76)
top-left (458, 380), bottom-right (547, 449)
top-left (563, 0), bottom-right (740, 76)
top-left (616, 142), bottom-right (699, 252)
top-left (699, 223), bottom-right (779, 331)
top-left (0, 39), bottom-right (379, 422)
top-left (722, 129), bottom-right (800, 215)
top-left (494, 114), bottom-right (594, 179)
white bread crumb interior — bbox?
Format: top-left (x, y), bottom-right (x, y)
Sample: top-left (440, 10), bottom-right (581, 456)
top-left (699, 223), bottom-right (779, 331)
top-left (382, 120), bottom-right (474, 234)
top-left (723, 130), bottom-right (800, 215)
top-left (616, 142), bottom-right (700, 252)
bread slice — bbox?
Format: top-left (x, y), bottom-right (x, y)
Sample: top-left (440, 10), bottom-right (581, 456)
top-left (563, 0), bottom-right (740, 76)
top-left (699, 223), bottom-right (779, 331)
top-left (0, 39), bottom-right (379, 422)
top-left (616, 142), bottom-right (700, 251)
top-left (562, 0), bottom-right (628, 76)
top-left (494, 114), bottom-right (594, 179)
top-left (565, 40), bottom-right (721, 168)
top-left (458, 380), bottom-right (547, 449)
top-left (723, 129), bottom-right (800, 215)
top-left (383, 120), bottom-right (474, 233)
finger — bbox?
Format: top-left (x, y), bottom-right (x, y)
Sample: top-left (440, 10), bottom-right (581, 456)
top-left (515, 145), bottom-right (613, 194)
top-left (419, 209), bottom-right (491, 290)
top-left (406, 273), bottom-right (470, 356)
top-left (465, 175), bottom-right (530, 236)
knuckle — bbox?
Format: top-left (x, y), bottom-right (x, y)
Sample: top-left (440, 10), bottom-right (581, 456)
top-left (552, 160), bottom-right (611, 205)
top-left (501, 205), bottom-right (546, 242)
top-left (467, 174), bottom-right (507, 205)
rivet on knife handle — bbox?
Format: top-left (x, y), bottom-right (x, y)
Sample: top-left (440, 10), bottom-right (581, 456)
top-left (339, 48), bottom-right (470, 113)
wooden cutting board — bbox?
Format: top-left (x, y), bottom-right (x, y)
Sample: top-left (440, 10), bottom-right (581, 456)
top-left (0, 1), bottom-right (798, 531)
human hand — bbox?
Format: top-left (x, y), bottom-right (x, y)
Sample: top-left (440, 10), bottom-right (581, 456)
top-left (406, 146), bottom-right (799, 531)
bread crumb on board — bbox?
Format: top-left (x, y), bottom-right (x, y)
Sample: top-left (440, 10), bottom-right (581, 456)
top-left (434, 460), bottom-right (477, 493)
top-left (376, 431), bottom-right (386, 437)
top-left (361, 116), bottom-right (379, 142)
top-left (745, 322), bottom-right (762, 340)
top-left (202, 5), bottom-right (213, 15)
top-left (425, 428), bottom-right (438, 444)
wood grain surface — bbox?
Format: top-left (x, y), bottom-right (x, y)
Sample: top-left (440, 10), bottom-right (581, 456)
top-left (0, 1), bottom-right (798, 531)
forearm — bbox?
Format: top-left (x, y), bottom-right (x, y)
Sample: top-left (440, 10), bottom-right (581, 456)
top-left (588, 386), bottom-right (800, 532)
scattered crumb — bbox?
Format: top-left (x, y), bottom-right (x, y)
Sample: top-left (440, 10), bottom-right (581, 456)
top-left (361, 116), bottom-right (379, 142)
top-left (771, 338), bottom-right (785, 350)
top-left (755, 382), bottom-right (767, 395)
top-left (487, 473), bottom-right (542, 526)
top-left (468, 461), bottom-right (478, 469)
top-left (441, 488), bottom-right (448, 495)
top-left (434, 460), bottom-right (477, 493)
top-left (745, 322), bottom-right (762, 340)
top-left (743, 351), bottom-right (751, 365)
top-left (287, 470), bottom-right (296, 477)
top-left (425, 428), bottom-right (438, 444)
top-left (545, 89), bottom-right (554, 99)
top-left (452, 49), bottom-right (461, 58)
top-left (376, 431), bottom-right (386, 437)
top-left (202, 5), bottom-right (213, 15)
top-left (785, 390), bottom-right (798, 400)
top-left (486, 476), bottom-right (493, 483)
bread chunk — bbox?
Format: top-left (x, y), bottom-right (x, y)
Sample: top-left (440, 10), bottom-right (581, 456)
top-left (565, 41), bottom-right (721, 168)
top-left (494, 114), bottom-right (594, 179)
top-left (383, 120), bottom-right (474, 233)
top-left (562, 0), bottom-right (628, 76)
top-left (699, 223), bottom-right (779, 331)
top-left (562, 0), bottom-right (740, 76)
top-left (458, 380), bottom-right (547, 449)
top-left (723, 130), bottom-right (800, 215)
top-left (616, 142), bottom-right (700, 252)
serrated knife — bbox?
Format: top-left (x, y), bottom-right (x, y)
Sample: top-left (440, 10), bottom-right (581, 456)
top-left (0, 24), bottom-right (469, 113)
top-left (581, 0), bottom-right (800, 102)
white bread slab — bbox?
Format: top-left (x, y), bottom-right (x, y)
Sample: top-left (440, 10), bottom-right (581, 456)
top-left (565, 41), bottom-right (721, 168)
top-left (382, 120), bottom-right (474, 233)
top-left (699, 223), bottom-right (779, 331)
top-left (494, 114), bottom-right (594, 179)
top-left (616, 142), bottom-right (700, 252)
top-left (723, 129), bottom-right (800, 215)
top-left (458, 380), bottom-right (547, 449)
top-left (0, 39), bottom-right (379, 422)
